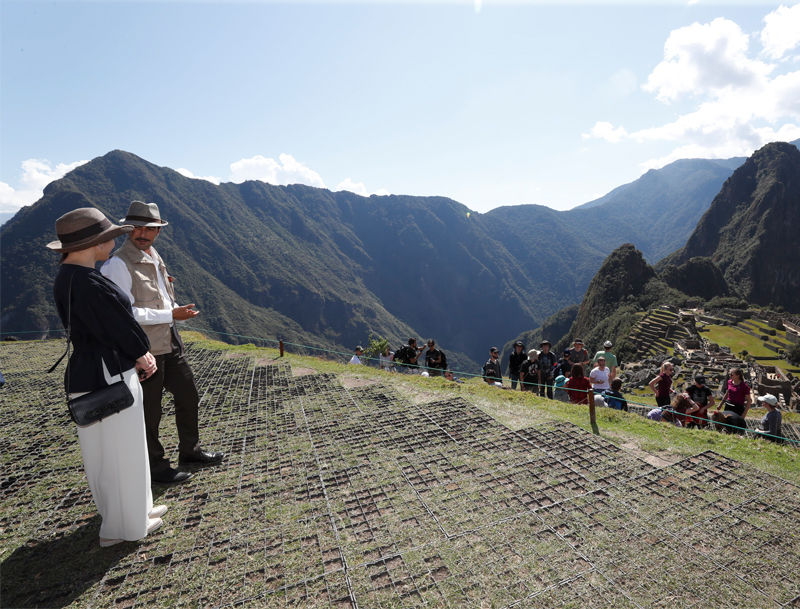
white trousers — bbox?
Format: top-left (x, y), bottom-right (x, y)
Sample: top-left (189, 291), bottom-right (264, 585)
top-left (72, 364), bottom-right (153, 540)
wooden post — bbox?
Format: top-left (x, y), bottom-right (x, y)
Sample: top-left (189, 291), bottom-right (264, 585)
top-left (589, 390), bottom-right (596, 425)
top-left (279, 339), bottom-right (284, 357)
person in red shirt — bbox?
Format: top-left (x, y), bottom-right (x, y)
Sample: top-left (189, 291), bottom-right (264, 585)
top-left (565, 364), bottom-right (594, 405)
top-left (648, 361), bottom-right (674, 407)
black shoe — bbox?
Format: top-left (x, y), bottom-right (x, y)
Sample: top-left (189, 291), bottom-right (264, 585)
top-left (179, 450), bottom-right (225, 467)
top-left (151, 468), bottom-right (192, 485)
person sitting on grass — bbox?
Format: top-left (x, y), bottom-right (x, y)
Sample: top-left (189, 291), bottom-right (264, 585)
top-left (686, 374), bottom-right (714, 427)
top-left (671, 393), bottom-right (701, 428)
top-left (349, 346), bottom-right (364, 365)
top-left (553, 375), bottom-right (570, 402)
top-left (601, 378), bottom-right (628, 411)
top-left (565, 364), bottom-right (593, 405)
top-left (755, 394), bottom-right (782, 442)
top-left (483, 374), bottom-right (507, 389)
top-left (648, 407), bottom-right (682, 426)
top-left (710, 410), bottom-right (746, 435)
top-left (444, 370), bottom-right (462, 383)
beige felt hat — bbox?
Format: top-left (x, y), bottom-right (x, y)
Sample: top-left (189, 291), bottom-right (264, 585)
top-left (120, 201), bottom-right (169, 227)
top-left (46, 208), bottom-right (133, 253)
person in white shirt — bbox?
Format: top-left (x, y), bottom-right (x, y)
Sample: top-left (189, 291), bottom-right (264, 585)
top-left (589, 357), bottom-right (611, 394)
top-left (379, 346), bottom-right (395, 372)
top-left (349, 346), bottom-right (364, 365)
top-left (101, 201), bottom-right (224, 485)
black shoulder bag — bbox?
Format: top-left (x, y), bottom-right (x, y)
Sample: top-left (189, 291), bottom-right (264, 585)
top-left (48, 270), bottom-right (135, 427)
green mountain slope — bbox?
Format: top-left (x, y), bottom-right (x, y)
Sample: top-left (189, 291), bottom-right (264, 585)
top-left (659, 142), bottom-right (800, 312)
top-left (555, 244), bottom-right (689, 358)
top-left (0, 151), bottom-right (605, 371)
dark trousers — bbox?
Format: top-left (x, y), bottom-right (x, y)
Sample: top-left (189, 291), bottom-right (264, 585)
top-left (540, 377), bottom-right (554, 399)
top-left (141, 331), bottom-right (200, 472)
top-left (510, 373), bottom-right (520, 390)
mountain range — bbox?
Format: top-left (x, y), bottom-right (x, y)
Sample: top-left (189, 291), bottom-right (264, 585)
top-left (511, 141), bottom-right (800, 362)
top-left (1, 140), bottom-right (798, 372)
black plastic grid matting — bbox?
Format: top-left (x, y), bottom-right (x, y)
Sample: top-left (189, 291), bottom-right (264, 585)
top-left (2, 339), bottom-right (799, 609)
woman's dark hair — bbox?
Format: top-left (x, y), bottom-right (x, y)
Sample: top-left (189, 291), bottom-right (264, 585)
top-left (662, 409), bottom-right (676, 423)
top-left (571, 364), bottom-right (585, 378)
top-left (730, 367), bottom-right (744, 381)
top-left (671, 394), bottom-right (692, 410)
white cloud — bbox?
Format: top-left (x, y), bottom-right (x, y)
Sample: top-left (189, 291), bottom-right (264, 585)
top-left (584, 8), bottom-right (800, 168)
top-left (0, 158), bottom-right (88, 212)
top-left (229, 153), bottom-right (325, 188)
top-left (335, 178), bottom-right (390, 197)
top-left (643, 18), bottom-right (773, 103)
top-left (582, 121), bottom-right (628, 143)
top-left (761, 3), bottom-right (800, 61)
top-left (176, 167), bottom-right (221, 185)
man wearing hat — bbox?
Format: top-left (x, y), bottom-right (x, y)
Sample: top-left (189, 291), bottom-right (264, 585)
top-left (349, 346), bottom-right (364, 365)
top-left (592, 340), bottom-right (618, 379)
top-left (685, 375), bottom-right (715, 428)
top-left (537, 340), bottom-right (557, 399)
top-left (101, 201), bottom-right (224, 485)
top-left (568, 339), bottom-right (589, 373)
top-left (507, 340), bottom-right (527, 390)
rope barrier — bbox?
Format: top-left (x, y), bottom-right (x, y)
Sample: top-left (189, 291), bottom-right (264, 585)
top-left (3, 323), bottom-right (795, 444)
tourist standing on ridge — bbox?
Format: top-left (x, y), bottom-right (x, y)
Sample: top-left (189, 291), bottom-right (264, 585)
top-left (425, 340), bottom-right (444, 376)
top-left (483, 347), bottom-right (503, 386)
top-left (396, 338), bottom-right (423, 374)
top-left (379, 345), bottom-right (395, 372)
top-left (519, 349), bottom-right (539, 392)
top-left (589, 357), bottom-right (612, 396)
top-left (48, 208), bottom-right (164, 547)
top-left (557, 349), bottom-right (573, 378)
top-left (568, 339), bottom-right (589, 373)
top-left (649, 361), bottom-right (675, 408)
top-left (101, 201), bottom-right (224, 485)
top-left (592, 341), bottom-right (618, 379)
top-left (717, 367), bottom-right (752, 419)
top-left (508, 341), bottom-right (526, 390)
top-left (537, 341), bottom-right (557, 399)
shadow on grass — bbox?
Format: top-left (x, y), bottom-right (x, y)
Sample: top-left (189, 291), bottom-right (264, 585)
top-left (0, 516), bottom-right (139, 608)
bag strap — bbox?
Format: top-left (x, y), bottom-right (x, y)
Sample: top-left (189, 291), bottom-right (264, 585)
top-left (47, 269), bottom-right (125, 398)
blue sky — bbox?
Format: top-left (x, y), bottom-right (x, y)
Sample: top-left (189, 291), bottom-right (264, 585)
top-left (2, 0), bottom-right (799, 214)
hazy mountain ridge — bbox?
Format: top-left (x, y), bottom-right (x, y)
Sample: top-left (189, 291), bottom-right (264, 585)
top-left (659, 142), bottom-right (800, 312)
top-left (3, 141), bottom-right (798, 371)
top-left (1, 151), bottom-right (604, 371)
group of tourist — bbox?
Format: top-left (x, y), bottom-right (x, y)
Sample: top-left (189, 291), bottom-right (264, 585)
top-left (646, 363), bottom-right (782, 440)
top-left (47, 203), bottom-right (225, 549)
top-left (354, 336), bottom-right (784, 442)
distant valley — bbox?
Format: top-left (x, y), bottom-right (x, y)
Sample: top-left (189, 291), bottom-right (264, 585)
top-left (1, 140), bottom-right (798, 372)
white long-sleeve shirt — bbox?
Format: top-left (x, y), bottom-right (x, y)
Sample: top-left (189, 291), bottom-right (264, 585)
top-left (101, 247), bottom-right (176, 327)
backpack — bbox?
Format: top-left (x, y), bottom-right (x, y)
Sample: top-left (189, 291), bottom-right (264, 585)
top-left (394, 345), bottom-right (412, 366)
top-left (439, 350), bottom-right (447, 370)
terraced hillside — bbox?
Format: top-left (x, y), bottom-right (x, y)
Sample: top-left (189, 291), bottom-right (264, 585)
top-left (626, 308), bottom-right (691, 357)
top-left (2, 339), bottom-right (800, 608)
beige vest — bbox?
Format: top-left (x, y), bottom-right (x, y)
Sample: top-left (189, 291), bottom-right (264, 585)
top-left (113, 238), bottom-right (177, 355)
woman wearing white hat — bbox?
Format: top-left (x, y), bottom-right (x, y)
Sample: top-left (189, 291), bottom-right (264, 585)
top-left (49, 207), bottom-right (165, 547)
top-left (754, 394), bottom-right (782, 442)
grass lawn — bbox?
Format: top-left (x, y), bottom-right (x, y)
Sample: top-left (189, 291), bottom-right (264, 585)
top-left (2, 333), bottom-right (800, 609)
top-left (702, 324), bottom-right (800, 372)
